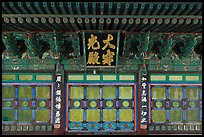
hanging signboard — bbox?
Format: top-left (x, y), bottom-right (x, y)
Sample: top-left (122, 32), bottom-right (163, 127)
top-left (140, 73), bottom-right (148, 129)
top-left (83, 31), bottom-right (119, 68)
top-left (54, 74), bottom-right (62, 128)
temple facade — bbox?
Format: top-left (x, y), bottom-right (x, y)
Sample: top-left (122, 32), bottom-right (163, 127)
top-left (2, 2), bottom-right (202, 135)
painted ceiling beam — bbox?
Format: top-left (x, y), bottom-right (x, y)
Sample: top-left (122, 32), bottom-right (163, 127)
top-left (59, 2), bottom-right (67, 14)
top-left (92, 3), bottom-right (96, 15)
top-left (166, 4), bottom-right (176, 15)
top-left (108, 3), bottom-right (112, 15)
top-left (115, 3), bottom-right (121, 15)
top-left (84, 3), bottom-right (89, 15)
top-left (131, 3), bottom-right (138, 15)
top-left (160, 4), bottom-right (169, 15)
top-left (42, 2), bottom-right (52, 14)
top-left (124, 18), bottom-right (134, 31)
top-left (62, 17), bottom-right (74, 31)
top-left (75, 2), bottom-right (81, 15)
top-left (151, 3), bottom-right (161, 15)
top-left (123, 3), bottom-right (129, 15)
top-left (138, 3), bottom-right (145, 15)
top-left (25, 2), bottom-right (36, 14)
top-left (85, 18), bottom-right (91, 30)
top-left (146, 3), bottom-right (154, 15)
top-left (105, 18), bottom-right (111, 30)
top-left (34, 2), bottom-right (44, 14)
top-left (9, 2), bottom-right (21, 14)
top-left (100, 3), bottom-right (104, 15)
top-left (17, 2), bottom-right (29, 14)
top-left (98, 18), bottom-right (105, 30)
top-left (67, 2), bottom-right (74, 14)
top-left (91, 18), bottom-right (97, 30)
top-left (3, 14), bottom-right (201, 19)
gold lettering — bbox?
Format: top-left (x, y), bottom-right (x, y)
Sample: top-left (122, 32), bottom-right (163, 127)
top-left (87, 34), bottom-right (100, 50)
top-left (102, 34), bottom-right (115, 50)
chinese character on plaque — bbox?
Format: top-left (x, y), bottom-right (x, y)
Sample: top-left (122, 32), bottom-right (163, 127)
top-left (83, 32), bottom-right (118, 67)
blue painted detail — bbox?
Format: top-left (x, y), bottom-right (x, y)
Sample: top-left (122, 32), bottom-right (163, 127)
top-left (69, 122), bottom-right (84, 130)
top-left (200, 102), bottom-right (202, 108)
top-left (15, 101), bottom-right (18, 107)
top-left (100, 87), bottom-right (102, 100)
top-left (199, 88), bottom-right (202, 99)
top-left (32, 109), bottom-right (35, 121)
top-left (103, 122), bottom-right (117, 130)
top-left (132, 109), bottom-right (134, 121)
top-left (68, 101), bottom-right (70, 107)
top-left (86, 122), bottom-right (100, 130)
top-left (100, 101), bottom-right (102, 108)
top-left (200, 110), bottom-right (202, 121)
top-left (182, 87), bottom-right (186, 98)
top-left (100, 109), bottom-right (103, 121)
top-left (166, 87), bottom-right (169, 98)
top-left (116, 109), bottom-right (119, 121)
top-left (32, 87), bottom-right (36, 99)
top-left (32, 101), bottom-right (35, 107)
top-left (116, 87), bottom-right (119, 99)
top-left (183, 101), bottom-right (186, 106)
top-left (84, 109), bottom-right (86, 121)
top-left (16, 87), bottom-right (18, 98)
top-left (15, 110), bottom-right (18, 121)
top-left (119, 122), bottom-right (134, 130)
top-left (116, 100), bottom-right (119, 107)
top-left (84, 87), bottom-right (86, 98)
top-left (166, 110), bottom-right (169, 120)
top-left (68, 111), bottom-right (70, 121)
top-left (166, 101), bottom-right (169, 107)
top-left (183, 110), bottom-right (186, 121)
top-left (132, 100), bottom-right (134, 108)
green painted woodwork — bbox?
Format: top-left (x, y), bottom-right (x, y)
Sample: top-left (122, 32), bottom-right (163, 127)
top-left (119, 109), bottom-right (132, 122)
top-left (152, 110), bottom-right (166, 123)
top-left (86, 87), bottom-right (100, 99)
top-left (172, 101), bottom-right (180, 108)
top-left (103, 87), bottom-right (116, 99)
top-left (186, 110), bottom-right (200, 122)
top-left (155, 101), bottom-right (163, 108)
top-left (152, 87), bottom-right (166, 99)
top-left (122, 101), bottom-right (130, 107)
top-left (119, 87), bottom-right (132, 99)
top-left (4, 100), bottom-right (12, 107)
top-left (70, 87), bottom-right (84, 99)
top-left (2, 86), bottom-right (16, 99)
top-left (86, 109), bottom-right (100, 122)
top-left (2, 110), bottom-right (15, 121)
top-left (18, 110), bottom-right (32, 122)
top-left (70, 109), bottom-right (83, 122)
top-left (21, 100), bottom-right (29, 107)
top-left (103, 109), bottom-right (116, 121)
top-left (36, 86), bottom-right (50, 99)
top-left (186, 88), bottom-right (199, 100)
top-left (169, 110), bottom-right (182, 122)
top-left (38, 101), bottom-right (47, 108)
top-left (35, 110), bottom-right (50, 122)
top-left (90, 101), bottom-right (97, 108)
top-left (169, 87), bottom-right (182, 100)
top-left (106, 100), bottom-right (113, 108)
top-left (18, 86), bottom-right (32, 98)
top-left (2, 73), bottom-right (53, 82)
top-left (73, 100), bottom-right (81, 108)
top-left (150, 74), bottom-right (202, 83)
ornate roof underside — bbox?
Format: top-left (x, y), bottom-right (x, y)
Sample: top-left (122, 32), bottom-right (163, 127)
top-left (2, 2), bottom-right (202, 33)
top-left (2, 2), bottom-right (202, 73)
